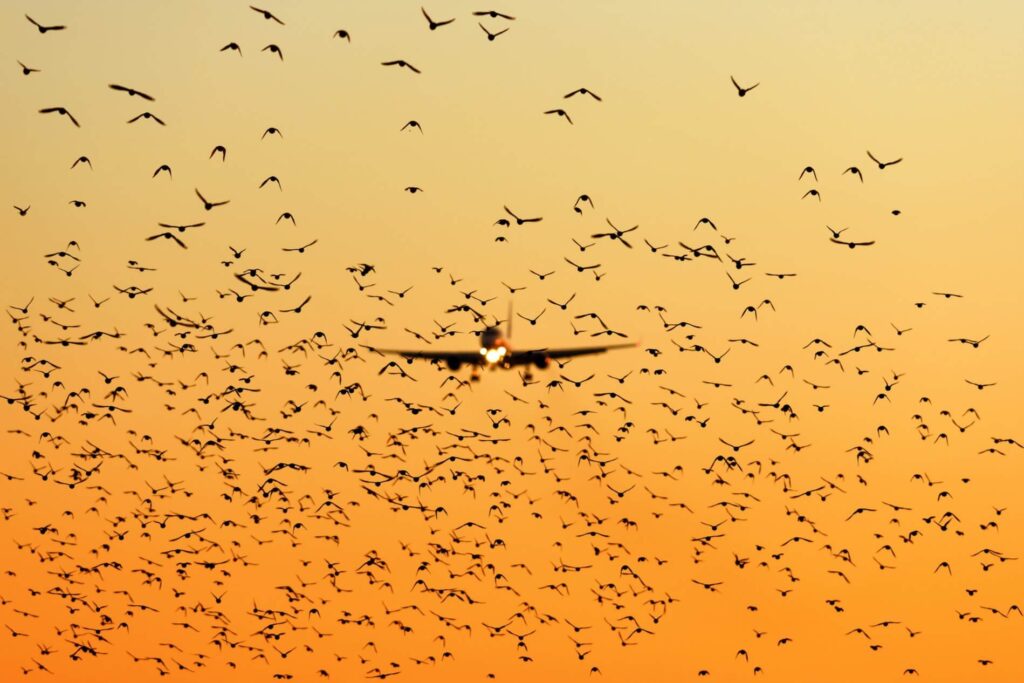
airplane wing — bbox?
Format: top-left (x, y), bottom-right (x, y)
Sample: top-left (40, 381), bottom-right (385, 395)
top-left (368, 348), bottom-right (484, 366)
top-left (511, 342), bottom-right (636, 365)
top-left (368, 342), bottom-right (635, 368)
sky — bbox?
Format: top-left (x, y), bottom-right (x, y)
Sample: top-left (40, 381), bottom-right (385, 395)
top-left (1, 1), bottom-right (1023, 682)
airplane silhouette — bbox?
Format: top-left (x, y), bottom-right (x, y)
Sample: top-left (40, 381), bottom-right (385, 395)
top-left (370, 304), bottom-right (633, 379)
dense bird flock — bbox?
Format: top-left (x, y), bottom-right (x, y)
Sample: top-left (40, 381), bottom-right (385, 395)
top-left (3, 4), bottom-right (1022, 683)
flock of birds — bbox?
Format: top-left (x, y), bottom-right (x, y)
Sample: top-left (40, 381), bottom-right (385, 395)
top-left (4, 5), bottom-right (1021, 682)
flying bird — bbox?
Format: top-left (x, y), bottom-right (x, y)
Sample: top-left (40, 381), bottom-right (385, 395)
top-left (250, 5), bottom-right (285, 24)
top-left (108, 83), bottom-right (155, 101)
top-left (382, 59), bottom-right (421, 73)
top-left (422, 7), bottom-right (455, 30)
top-left (867, 150), bottom-right (903, 169)
top-left (25, 15), bottom-right (66, 33)
top-left (38, 106), bottom-right (80, 127)
top-left (731, 75), bottom-right (759, 97)
top-left (564, 88), bottom-right (602, 101)
top-left (544, 108), bottom-right (573, 124)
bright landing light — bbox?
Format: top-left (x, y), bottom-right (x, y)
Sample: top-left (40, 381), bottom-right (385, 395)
top-left (483, 347), bottom-right (507, 364)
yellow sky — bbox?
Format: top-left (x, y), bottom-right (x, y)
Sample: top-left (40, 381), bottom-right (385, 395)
top-left (1, 2), bottom-right (1023, 682)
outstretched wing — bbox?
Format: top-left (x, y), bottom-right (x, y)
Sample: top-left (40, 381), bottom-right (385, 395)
top-left (511, 342), bottom-right (635, 365)
top-left (369, 348), bottom-right (483, 366)
top-left (369, 342), bottom-right (635, 367)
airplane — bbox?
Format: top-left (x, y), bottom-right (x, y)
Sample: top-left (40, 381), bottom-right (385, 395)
top-left (369, 305), bottom-right (634, 380)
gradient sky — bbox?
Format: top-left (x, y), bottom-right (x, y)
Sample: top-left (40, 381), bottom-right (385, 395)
top-left (2, 2), bottom-right (1023, 682)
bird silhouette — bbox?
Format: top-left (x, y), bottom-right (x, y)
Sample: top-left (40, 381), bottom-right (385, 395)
top-left (25, 15), bottom-right (66, 33)
top-left (38, 106), bottom-right (79, 127)
top-left (731, 75), bottom-right (759, 97)
top-left (867, 150), bottom-right (903, 169)
top-left (422, 7), bottom-right (455, 30)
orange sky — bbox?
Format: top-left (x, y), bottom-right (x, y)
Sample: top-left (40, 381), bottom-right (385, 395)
top-left (2, 1), bottom-right (1023, 682)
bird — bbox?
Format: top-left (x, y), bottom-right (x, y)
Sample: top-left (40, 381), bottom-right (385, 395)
top-left (262, 44), bottom-right (284, 60)
top-left (504, 206), bottom-right (543, 225)
top-left (830, 237), bottom-right (875, 249)
top-left (592, 220), bottom-right (638, 248)
top-left (108, 84), bottom-right (155, 101)
top-left (382, 60), bottom-right (421, 74)
top-left (195, 188), bottom-right (230, 211)
top-left (38, 107), bottom-right (80, 127)
top-left (250, 5), bottom-right (285, 24)
top-left (867, 150), bottom-right (903, 169)
top-left (127, 112), bottom-right (166, 126)
top-left (479, 23), bottom-right (510, 41)
top-left (544, 109), bottom-right (573, 124)
top-left (157, 221), bottom-right (204, 233)
top-left (730, 75), bottom-right (759, 97)
top-left (421, 8), bottom-right (455, 30)
top-left (473, 10), bottom-right (516, 20)
top-left (574, 195), bottom-right (595, 214)
top-left (25, 15), bottom-right (66, 33)
top-left (145, 232), bottom-right (188, 249)
top-left (565, 88), bottom-right (602, 101)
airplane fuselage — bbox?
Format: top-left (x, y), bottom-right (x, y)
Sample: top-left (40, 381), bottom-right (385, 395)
top-left (474, 326), bottom-right (514, 369)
